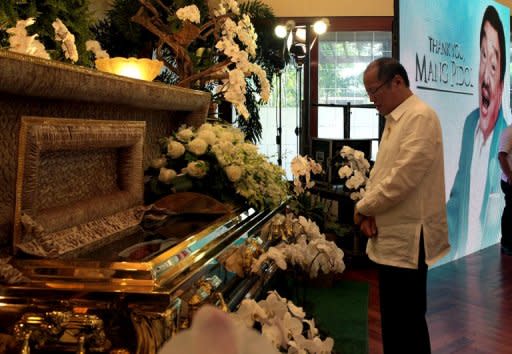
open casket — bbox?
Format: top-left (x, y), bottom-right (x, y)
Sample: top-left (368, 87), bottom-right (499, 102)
top-left (0, 51), bottom-right (283, 354)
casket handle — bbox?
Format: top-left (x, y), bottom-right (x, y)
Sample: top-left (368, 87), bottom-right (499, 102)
top-left (77, 335), bottom-right (85, 354)
top-left (20, 331), bottom-right (31, 354)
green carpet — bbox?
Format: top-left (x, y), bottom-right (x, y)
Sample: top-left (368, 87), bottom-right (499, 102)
top-left (300, 280), bottom-right (369, 354)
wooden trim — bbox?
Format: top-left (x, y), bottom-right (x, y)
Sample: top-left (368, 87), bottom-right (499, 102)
top-left (276, 16), bottom-right (393, 31)
top-left (328, 17), bottom-right (393, 31)
top-left (310, 37), bottom-right (319, 138)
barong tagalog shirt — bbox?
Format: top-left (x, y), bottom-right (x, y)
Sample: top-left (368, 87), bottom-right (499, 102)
top-left (356, 94), bottom-right (450, 269)
top-left (499, 125), bottom-right (512, 182)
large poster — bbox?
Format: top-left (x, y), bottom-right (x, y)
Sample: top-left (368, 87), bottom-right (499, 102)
top-left (399, 0), bottom-right (510, 264)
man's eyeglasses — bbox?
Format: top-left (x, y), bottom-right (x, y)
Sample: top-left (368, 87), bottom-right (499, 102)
top-left (366, 78), bottom-right (392, 96)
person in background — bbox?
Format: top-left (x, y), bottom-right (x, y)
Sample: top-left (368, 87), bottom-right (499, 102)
top-left (498, 125), bottom-right (512, 255)
top-left (354, 57), bottom-right (450, 354)
top-left (446, 5), bottom-right (507, 259)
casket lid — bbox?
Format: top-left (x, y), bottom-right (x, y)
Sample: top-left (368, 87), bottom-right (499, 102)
top-left (13, 117), bottom-right (146, 258)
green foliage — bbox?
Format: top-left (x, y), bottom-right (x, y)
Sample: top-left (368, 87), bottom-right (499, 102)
top-left (91, 0), bottom-right (215, 84)
top-left (323, 221), bottom-right (354, 239)
top-left (235, 77), bottom-right (263, 143)
top-left (240, 0), bottom-right (283, 79)
top-left (91, 0), bottom-right (155, 59)
top-left (146, 123), bottom-right (289, 210)
top-left (146, 148), bottom-right (240, 205)
top-left (288, 191), bottom-right (328, 230)
top-left (0, 0), bottom-right (95, 66)
top-left (92, 1), bottom-right (199, 85)
top-left (93, 0), bottom-right (284, 143)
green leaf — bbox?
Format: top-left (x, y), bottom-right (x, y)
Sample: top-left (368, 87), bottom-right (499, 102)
top-left (171, 174), bottom-right (194, 192)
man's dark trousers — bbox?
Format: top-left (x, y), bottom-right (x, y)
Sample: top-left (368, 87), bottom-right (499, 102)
top-left (377, 234), bottom-right (430, 354)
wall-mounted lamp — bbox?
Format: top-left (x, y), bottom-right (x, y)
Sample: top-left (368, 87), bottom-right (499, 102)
top-left (95, 57), bottom-right (164, 82)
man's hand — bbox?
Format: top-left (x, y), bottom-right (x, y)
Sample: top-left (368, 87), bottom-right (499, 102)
top-left (359, 216), bottom-right (378, 238)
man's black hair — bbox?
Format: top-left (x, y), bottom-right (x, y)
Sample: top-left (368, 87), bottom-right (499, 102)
top-left (371, 57), bottom-right (410, 87)
top-left (481, 5), bottom-right (505, 83)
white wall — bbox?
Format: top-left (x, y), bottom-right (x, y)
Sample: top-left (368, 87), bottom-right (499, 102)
top-left (261, 0), bottom-right (512, 17)
top-left (89, 0), bottom-right (512, 19)
top-left (259, 0), bottom-right (393, 17)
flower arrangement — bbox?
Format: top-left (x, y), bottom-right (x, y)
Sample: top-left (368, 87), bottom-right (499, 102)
top-left (131, 0), bottom-right (271, 119)
top-left (231, 290), bottom-right (334, 353)
top-left (157, 293), bottom-right (334, 354)
top-left (335, 146), bottom-right (371, 200)
top-left (5, 18), bottom-right (50, 59)
top-left (290, 155), bottom-right (323, 195)
top-left (148, 122), bottom-right (289, 210)
top-left (287, 155), bottom-right (329, 229)
top-left (217, 155), bottom-right (345, 279)
top-left (0, 1), bottom-right (97, 66)
top-left (5, 17), bottom-right (108, 63)
top-left (251, 213), bottom-right (345, 279)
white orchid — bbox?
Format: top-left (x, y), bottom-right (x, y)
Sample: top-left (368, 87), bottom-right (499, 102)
top-left (85, 40), bottom-right (109, 59)
top-left (303, 318), bottom-right (319, 339)
top-left (337, 146), bottom-right (371, 201)
top-left (253, 214), bottom-right (345, 279)
top-left (287, 302), bottom-right (306, 319)
top-left (231, 298), bottom-right (268, 328)
top-left (132, 0), bottom-right (269, 120)
top-left (346, 170), bottom-right (366, 190)
top-left (176, 5), bottom-right (201, 24)
top-left (251, 246), bottom-right (287, 273)
top-left (338, 165), bottom-right (352, 179)
top-left (212, 0), bottom-right (241, 17)
top-left (6, 16), bottom-right (108, 65)
top-left (52, 18), bottom-right (78, 62)
top-left (232, 291), bottom-right (334, 354)
top-left (291, 156), bottom-right (310, 177)
top-left (6, 18), bottom-right (50, 59)
top-left (291, 155), bottom-right (323, 195)
top-left (212, 10), bottom-right (269, 119)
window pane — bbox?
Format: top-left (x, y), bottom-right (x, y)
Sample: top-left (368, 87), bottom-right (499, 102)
top-left (350, 107), bottom-right (379, 139)
top-left (318, 31), bottom-right (392, 105)
top-left (371, 140), bottom-right (379, 161)
top-left (318, 106), bottom-right (344, 139)
top-left (257, 66), bottom-right (301, 180)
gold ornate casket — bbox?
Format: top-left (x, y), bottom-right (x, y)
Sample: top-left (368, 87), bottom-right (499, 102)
top-left (0, 51), bottom-right (282, 354)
